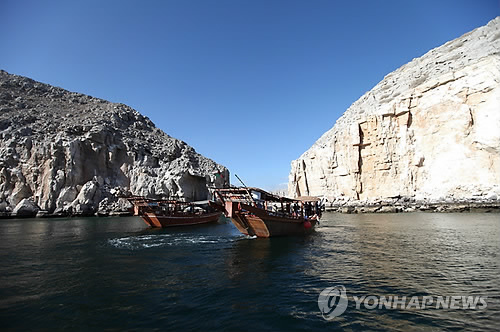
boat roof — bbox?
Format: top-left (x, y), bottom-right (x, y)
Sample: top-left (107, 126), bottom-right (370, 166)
top-left (296, 196), bottom-right (321, 202)
top-left (216, 187), bottom-right (299, 203)
top-left (126, 196), bottom-right (210, 205)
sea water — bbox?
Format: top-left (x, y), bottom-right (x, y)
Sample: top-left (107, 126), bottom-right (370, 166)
top-left (0, 213), bottom-right (498, 331)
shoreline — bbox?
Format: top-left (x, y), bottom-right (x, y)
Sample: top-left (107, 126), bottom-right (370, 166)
top-left (325, 201), bottom-right (500, 214)
top-left (0, 211), bottom-right (133, 219)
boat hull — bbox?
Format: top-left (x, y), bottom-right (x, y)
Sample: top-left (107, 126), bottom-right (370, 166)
top-left (227, 202), bottom-right (317, 237)
top-left (141, 211), bottom-right (222, 228)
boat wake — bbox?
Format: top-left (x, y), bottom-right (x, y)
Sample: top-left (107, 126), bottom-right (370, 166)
top-left (108, 233), bottom-right (243, 250)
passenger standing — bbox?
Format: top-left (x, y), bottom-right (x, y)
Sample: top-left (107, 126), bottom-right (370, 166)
top-left (304, 202), bottom-right (312, 218)
top-left (315, 201), bottom-right (322, 218)
top-left (293, 202), bottom-right (299, 217)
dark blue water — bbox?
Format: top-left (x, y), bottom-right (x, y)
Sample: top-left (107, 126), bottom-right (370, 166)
top-left (0, 213), bottom-right (498, 331)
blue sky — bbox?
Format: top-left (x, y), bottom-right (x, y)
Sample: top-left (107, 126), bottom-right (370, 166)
top-left (1, 0), bottom-right (498, 190)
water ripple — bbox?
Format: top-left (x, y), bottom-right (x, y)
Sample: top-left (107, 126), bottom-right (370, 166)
top-left (108, 233), bottom-right (253, 250)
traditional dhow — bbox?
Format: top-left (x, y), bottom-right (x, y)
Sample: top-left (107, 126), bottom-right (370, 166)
top-left (214, 188), bottom-right (321, 237)
top-left (127, 197), bottom-right (222, 228)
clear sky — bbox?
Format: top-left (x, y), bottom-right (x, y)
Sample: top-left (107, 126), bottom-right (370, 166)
top-left (1, 0), bottom-right (498, 190)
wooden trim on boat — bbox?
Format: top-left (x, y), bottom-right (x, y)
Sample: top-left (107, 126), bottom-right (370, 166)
top-left (141, 211), bottom-right (222, 228)
top-left (126, 196), bottom-right (223, 228)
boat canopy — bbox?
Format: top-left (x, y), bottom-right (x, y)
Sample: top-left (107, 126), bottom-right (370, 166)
top-left (127, 196), bottom-right (210, 206)
top-left (216, 187), bottom-right (299, 203)
top-left (296, 196), bottom-right (320, 202)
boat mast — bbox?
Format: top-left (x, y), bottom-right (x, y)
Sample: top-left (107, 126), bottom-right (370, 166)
top-left (235, 174), bottom-right (256, 205)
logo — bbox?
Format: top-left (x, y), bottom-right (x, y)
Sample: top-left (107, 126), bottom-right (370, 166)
top-left (318, 285), bottom-right (488, 321)
top-left (318, 285), bottom-right (348, 320)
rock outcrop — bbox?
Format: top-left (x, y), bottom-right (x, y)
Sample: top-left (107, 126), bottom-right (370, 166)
top-left (289, 17), bottom-right (500, 208)
top-left (0, 71), bottom-right (229, 217)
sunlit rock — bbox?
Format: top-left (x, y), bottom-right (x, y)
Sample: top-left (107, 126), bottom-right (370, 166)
top-left (289, 17), bottom-right (500, 206)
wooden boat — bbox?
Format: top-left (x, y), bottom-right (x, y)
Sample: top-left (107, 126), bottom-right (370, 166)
top-left (127, 197), bottom-right (222, 228)
top-left (214, 187), bottom-right (321, 237)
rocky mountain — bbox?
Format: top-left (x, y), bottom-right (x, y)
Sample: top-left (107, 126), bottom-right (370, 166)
top-left (0, 71), bottom-right (229, 217)
top-left (289, 17), bottom-right (500, 210)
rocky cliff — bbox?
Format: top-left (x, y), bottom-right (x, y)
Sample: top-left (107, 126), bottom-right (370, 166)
top-left (0, 71), bottom-right (229, 217)
top-left (289, 17), bottom-right (500, 209)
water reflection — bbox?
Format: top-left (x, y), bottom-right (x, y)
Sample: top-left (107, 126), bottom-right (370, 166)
top-left (225, 237), bottom-right (303, 280)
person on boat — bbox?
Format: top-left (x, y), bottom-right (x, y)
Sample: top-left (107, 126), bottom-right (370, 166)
top-left (315, 201), bottom-right (322, 218)
top-left (292, 202), bottom-right (299, 217)
top-left (304, 202), bottom-right (312, 218)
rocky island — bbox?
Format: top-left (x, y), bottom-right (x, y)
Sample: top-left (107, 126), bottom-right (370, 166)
top-left (0, 71), bottom-right (229, 217)
top-left (289, 17), bottom-right (500, 213)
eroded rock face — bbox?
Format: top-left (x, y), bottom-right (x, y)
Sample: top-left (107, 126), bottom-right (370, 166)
top-left (289, 17), bottom-right (500, 205)
top-left (12, 198), bottom-right (39, 217)
top-left (0, 71), bottom-right (229, 216)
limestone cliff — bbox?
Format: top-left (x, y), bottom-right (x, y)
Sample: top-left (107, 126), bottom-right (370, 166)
top-left (0, 71), bottom-right (229, 216)
top-left (289, 17), bottom-right (500, 207)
